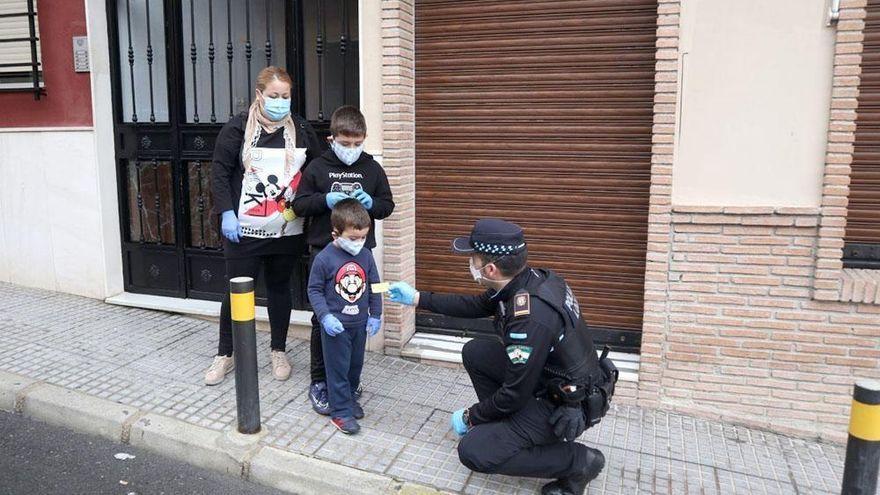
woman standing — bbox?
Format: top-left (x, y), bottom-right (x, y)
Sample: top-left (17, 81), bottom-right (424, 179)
top-left (206, 66), bottom-right (323, 385)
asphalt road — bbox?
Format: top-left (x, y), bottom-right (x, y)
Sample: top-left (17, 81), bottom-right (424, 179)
top-left (0, 411), bottom-right (287, 495)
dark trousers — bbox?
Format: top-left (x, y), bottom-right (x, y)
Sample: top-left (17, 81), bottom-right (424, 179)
top-left (457, 338), bottom-right (593, 480)
top-left (308, 248), bottom-right (327, 383)
top-left (217, 254), bottom-right (297, 356)
top-left (321, 323), bottom-right (366, 418)
top-left (310, 313), bottom-right (326, 382)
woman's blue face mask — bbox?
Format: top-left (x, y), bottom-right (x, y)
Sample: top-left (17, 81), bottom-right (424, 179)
top-left (263, 96), bottom-right (291, 121)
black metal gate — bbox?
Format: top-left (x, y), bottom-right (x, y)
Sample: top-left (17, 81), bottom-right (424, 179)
top-left (107, 0), bottom-right (358, 305)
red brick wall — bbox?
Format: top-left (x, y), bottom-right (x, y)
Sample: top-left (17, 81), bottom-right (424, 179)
top-left (651, 207), bottom-right (880, 442)
top-left (0, 0), bottom-right (93, 127)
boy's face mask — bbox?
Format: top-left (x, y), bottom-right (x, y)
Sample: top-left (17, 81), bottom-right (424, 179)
top-left (331, 140), bottom-right (364, 166)
top-left (333, 228), bottom-right (369, 256)
top-left (336, 236), bottom-right (366, 256)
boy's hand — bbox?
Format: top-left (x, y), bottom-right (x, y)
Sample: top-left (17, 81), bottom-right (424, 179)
top-left (351, 189), bottom-right (373, 209)
top-left (366, 317), bottom-right (381, 337)
top-left (388, 282), bottom-right (418, 306)
top-left (325, 192), bottom-right (349, 209)
top-left (321, 314), bottom-right (345, 337)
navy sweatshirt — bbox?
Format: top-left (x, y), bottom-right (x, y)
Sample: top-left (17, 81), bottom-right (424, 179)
top-left (308, 243), bottom-right (382, 328)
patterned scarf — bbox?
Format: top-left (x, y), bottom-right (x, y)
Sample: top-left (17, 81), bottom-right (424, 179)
top-left (241, 94), bottom-right (298, 178)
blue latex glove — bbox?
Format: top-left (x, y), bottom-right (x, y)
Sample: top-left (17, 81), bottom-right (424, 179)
top-left (325, 192), bottom-right (349, 209)
top-left (388, 282), bottom-right (417, 306)
top-left (221, 210), bottom-right (241, 243)
top-left (321, 314), bottom-right (345, 337)
top-left (451, 408), bottom-right (469, 436)
top-left (366, 317), bottom-right (381, 337)
top-left (351, 189), bottom-right (373, 210)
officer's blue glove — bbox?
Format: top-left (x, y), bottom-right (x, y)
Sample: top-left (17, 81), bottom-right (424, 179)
top-left (351, 189), bottom-right (373, 210)
top-left (366, 317), bottom-right (381, 337)
top-left (325, 192), bottom-right (349, 209)
top-left (221, 210), bottom-right (241, 243)
top-left (451, 408), bottom-right (469, 436)
top-left (388, 282), bottom-right (417, 306)
top-left (321, 314), bottom-right (345, 337)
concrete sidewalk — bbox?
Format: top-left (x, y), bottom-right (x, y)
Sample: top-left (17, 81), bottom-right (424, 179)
top-left (0, 282), bottom-right (848, 494)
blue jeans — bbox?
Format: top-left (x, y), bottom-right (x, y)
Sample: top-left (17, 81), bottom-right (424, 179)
top-left (320, 322), bottom-right (366, 418)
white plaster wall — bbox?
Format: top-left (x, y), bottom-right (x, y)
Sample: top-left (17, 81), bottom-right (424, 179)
top-left (0, 129), bottom-right (109, 298)
top-left (673, 0), bottom-right (835, 207)
top-left (360, 0), bottom-right (384, 156)
top-left (85, 0), bottom-right (125, 298)
top-left (360, 0), bottom-right (386, 351)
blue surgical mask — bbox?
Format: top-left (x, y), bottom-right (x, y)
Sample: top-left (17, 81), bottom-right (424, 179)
top-left (263, 97), bottom-right (291, 121)
top-left (331, 140), bottom-right (364, 166)
top-left (336, 236), bottom-right (366, 256)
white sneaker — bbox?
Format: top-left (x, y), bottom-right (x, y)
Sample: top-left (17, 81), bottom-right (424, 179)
top-left (271, 350), bottom-right (291, 381)
top-left (204, 355), bottom-right (234, 386)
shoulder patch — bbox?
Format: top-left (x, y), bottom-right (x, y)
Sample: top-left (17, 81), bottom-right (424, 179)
top-left (513, 291), bottom-right (531, 317)
top-left (506, 345), bottom-right (533, 365)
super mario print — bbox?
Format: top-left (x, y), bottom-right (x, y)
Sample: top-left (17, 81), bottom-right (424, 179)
top-left (335, 261), bottom-right (366, 316)
top-left (237, 146), bottom-right (307, 238)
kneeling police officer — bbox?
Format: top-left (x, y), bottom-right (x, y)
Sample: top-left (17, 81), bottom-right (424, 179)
top-left (389, 219), bottom-right (617, 495)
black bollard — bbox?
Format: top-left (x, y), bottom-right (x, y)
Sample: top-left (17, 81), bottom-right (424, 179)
top-left (841, 380), bottom-right (880, 495)
top-left (230, 276), bottom-right (261, 434)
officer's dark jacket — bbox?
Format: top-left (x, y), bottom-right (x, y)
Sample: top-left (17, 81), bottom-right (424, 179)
top-left (418, 267), bottom-right (601, 426)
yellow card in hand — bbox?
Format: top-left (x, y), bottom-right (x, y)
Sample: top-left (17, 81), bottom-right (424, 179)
top-left (372, 282), bottom-right (390, 293)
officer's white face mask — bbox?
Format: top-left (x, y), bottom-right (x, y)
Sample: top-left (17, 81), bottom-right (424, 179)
top-left (469, 258), bottom-right (485, 283)
top-left (470, 257), bottom-right (512, 289)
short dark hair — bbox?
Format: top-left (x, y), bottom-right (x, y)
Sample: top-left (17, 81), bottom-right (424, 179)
top-left (331, 198), bottom-right (371, 234)
top-left (477, 247), bottom-right (528, 278)
top-left (330, 105), bottom-right (367, 137)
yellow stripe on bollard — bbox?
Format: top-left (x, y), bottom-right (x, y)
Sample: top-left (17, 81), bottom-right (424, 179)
top-left (849, 400), bottom-right (880, 442)
top-left (230, 291), bottom-right (255, 322)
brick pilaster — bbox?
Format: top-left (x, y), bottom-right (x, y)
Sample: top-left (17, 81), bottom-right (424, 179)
top-left (638, 0), bottom-right (681, 407)
top-left (380, 0), bottom-right (416, 354)
top-left (813, 0), bottom-right (867, 300)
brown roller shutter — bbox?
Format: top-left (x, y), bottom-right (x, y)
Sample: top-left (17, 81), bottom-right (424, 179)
top-left (847, 0), bottom-right (880, 267)
top-left (414, 0), bottom-right (657, 347)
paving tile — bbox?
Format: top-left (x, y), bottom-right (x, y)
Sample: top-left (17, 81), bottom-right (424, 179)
top-left (386, 439), bottom-right (471, 492)
top-left (0, 282), bottom-right (852, 495)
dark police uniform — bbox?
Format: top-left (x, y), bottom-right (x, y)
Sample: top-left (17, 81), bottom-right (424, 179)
top-left (415, 219), bottom-right (612, 494)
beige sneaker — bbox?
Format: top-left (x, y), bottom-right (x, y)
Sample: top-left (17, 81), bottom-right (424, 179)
top-left (204, 355), bottom-right (234, 386)
top-left (270, 350), bottom-right (291, 381)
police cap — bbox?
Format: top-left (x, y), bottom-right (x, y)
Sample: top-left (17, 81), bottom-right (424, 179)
top-left (451, 218), bottom-right (527, 256)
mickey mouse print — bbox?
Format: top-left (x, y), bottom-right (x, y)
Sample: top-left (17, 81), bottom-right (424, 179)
top-left (238, 145), bottom-right (307, 238)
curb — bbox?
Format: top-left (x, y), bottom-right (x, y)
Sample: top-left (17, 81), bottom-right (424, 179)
top-left (0, 370), bottom-right (452, 495)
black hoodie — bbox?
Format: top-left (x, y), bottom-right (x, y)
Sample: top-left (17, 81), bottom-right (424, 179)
top-left (293, 149), bottom-right (395, 249)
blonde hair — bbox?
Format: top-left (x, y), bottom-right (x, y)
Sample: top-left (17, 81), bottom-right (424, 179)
top-left (255, 66), bottom-right (293, 93)
top-left (242, 66), bottom-right (296, 172)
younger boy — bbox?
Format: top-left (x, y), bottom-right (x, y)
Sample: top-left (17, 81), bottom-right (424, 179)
top-left (307, 199), bottom-right (382, 434)
top-left (294, 105), bottom-right (394, 415)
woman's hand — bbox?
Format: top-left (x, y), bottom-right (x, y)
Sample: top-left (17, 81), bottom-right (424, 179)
top-left (221, 210), bottom-right (241, 243)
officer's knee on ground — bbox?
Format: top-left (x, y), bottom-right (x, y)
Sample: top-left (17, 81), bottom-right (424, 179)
top-left (458, 433), bottom-right (496, 473)
top-left (461, 338), bottom-right (490, 373)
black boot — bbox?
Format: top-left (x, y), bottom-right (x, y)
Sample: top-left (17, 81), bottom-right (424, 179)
top-left (541, 448), bottom-right (605, 495)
